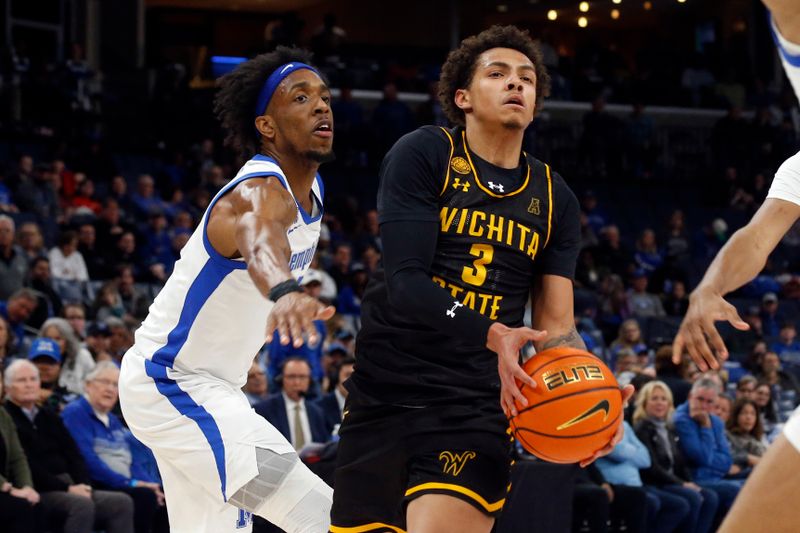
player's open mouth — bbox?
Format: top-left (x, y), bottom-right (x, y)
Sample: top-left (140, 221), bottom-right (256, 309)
top-left (312, 120), bottom-right (333, 138)
top-left (503, 95), bottom-right (525, 109)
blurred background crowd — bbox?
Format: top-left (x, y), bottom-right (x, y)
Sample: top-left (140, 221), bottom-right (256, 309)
top-left (0, 0), bottom-right (799, 531)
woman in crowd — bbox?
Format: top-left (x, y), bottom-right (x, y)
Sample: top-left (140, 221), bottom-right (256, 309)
top-left (40, 317), bottom-right (95, 396)
top-left (753, 380), bottom-right (780, 437)
top-left (726, 398), bottom-right (767, 474)
top-left (634, 380), bottom-right (719, 533)
top-left (610, 318), bottom-right (648, 366)
top-left (91, 282), bottom-right (126, 322)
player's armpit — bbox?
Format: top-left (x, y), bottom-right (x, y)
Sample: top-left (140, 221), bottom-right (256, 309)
top-left (530, 274), bottom-right (586, 351)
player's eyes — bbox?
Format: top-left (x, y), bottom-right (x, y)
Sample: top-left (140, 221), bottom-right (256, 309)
top-left (321, 95), bottom-right (331, 104)
top-left (521, 76), bottom-right (533, 83)
top-left (489, 71), bottom-right (504, 78)
top-left (295, 94), bottom-right (308, 103)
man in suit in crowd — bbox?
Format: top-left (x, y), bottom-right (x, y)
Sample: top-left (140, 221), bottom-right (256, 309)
top-left (255, 357), bottom-right (329, 448)
top-left (315, 356), bottom-right (355, 436)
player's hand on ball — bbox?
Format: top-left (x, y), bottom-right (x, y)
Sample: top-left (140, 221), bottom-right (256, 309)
top-left (672, 287), bottom-right (749, 371)
top-left (578, 384), bottom-right (634, 468)
top-left (486, 322), bottom-right (547, 417)
top-left (266, 292), bottom-right (335, 348)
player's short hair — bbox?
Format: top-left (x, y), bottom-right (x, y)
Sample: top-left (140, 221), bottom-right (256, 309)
top-left (438, 25), bottom-right (551, 127)
top-left (214, 46), bottom-right (315, 159)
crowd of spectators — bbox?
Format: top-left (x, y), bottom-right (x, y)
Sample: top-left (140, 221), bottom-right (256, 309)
top-left (0, 9), bottom-right (800, 532)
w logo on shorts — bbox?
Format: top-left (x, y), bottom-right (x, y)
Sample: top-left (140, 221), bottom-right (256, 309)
top-left (236, 509), bottom-right (253, 529)
top-left (439, 450), bottom-right (476, 476)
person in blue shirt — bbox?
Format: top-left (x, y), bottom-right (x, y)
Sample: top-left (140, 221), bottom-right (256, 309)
top-left (771, 322), bottom-right (800, 374)
top-left (596, 420), bottom-right (689, 533)
top-left (674, 377), bottom-right (742, 527)
top-left (62, 361), bottom-right (166, 533)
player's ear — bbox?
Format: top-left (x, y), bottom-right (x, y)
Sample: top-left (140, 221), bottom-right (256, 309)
top-left (255, 115), bottom-right (277, 141)
top-left (454, 88), bottom-right (472, 113)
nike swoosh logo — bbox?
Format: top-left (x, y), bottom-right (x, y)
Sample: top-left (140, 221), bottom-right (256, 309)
top-left (556, 399), bottom-right (610, 431)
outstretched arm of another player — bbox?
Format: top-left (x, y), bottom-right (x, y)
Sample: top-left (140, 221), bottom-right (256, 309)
top-left (530, 274), bottom-right (634, 466)
top-left (673, 198), bottom-right (800, 371)
top-left (207, 177), bottom-right (333, 347)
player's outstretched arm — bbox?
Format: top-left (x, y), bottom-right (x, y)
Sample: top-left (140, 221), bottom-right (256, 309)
top-left (207, 177), bottom-right (333, 347)
top-left (764, 0), bottom-right (800, 42)
top-left (674, 198), bottom-right (800, 370)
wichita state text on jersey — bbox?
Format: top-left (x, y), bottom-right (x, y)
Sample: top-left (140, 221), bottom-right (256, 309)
top-left (349, 126), bottom-right (581, 407)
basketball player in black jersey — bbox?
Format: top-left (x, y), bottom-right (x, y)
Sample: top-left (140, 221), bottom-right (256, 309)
top-left (330, 26), bottom-right (634, 533)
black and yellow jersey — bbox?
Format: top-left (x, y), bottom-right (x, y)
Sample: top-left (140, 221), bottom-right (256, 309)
top-left (348, 125), bottom-right (581, 408)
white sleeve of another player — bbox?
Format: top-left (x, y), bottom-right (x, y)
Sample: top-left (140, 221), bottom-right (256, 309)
top-left (767, 151), bottom-right (800, 206)
top-left (784, 406), bottom-right (800, 453)
top-left (771, 14), bottom-right (800, 102)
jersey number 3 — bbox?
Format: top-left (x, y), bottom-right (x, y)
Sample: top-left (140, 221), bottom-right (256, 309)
top-left (462, 243), bottom-right (494, 286)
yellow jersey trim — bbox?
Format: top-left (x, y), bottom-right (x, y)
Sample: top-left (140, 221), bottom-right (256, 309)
top-left (461, 130), bottom-right (530, 198)
top-left (439, 127), bottom-right (455, 196)
top-left (330, 523), bottom-right (407, 533)
top-left (404, 482), bottom-right (506, 513)
top-left (544, 163), bottom-right (553, 247)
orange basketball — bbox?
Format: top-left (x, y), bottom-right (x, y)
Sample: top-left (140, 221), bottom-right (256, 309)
top-left (510, 346), bottom-right (622, 464)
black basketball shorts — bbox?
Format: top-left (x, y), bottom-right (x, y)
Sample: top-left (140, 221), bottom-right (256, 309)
top-left (329, 395), bottom-right (512, 533)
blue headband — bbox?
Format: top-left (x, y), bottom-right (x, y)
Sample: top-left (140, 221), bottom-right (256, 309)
top-left (255, 62), bottom-right (320, 117)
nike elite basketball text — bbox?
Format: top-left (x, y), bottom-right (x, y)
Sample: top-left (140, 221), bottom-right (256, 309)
top-left (510, 347), bottom-right (623, 463)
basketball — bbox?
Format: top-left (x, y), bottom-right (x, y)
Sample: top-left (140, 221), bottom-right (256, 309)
top-left (510, 347), bottom-right (623, 464)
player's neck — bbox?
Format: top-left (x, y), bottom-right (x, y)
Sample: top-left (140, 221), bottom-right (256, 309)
top-left (262, 147), bottom-right (318, 209)
top-left (464, 123), bottom-right (524, 169)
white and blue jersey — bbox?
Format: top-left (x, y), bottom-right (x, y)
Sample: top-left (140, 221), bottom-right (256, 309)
top-left (132, 154), bottom-right (323, 386)
top-left (771, 12), bottom-right (800, 102)
top-left (119, 155), bottom-right (326, 533)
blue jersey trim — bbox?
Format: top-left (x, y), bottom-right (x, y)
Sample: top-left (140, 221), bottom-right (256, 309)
top-left (769, 12), bottom-right (800, 68)
top-left (146, 258), bottom-right (232, 499)
top-left (202, 170), bottom-right (283, 270)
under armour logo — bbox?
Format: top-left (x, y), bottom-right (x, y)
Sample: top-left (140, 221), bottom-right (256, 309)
top-left (446, 301), bottom-right (464, 318)
top-left (439, 450), bottom-right (476, 476)
top-left (487, 181), bottom-right (505, 193)
top-left (452, 178), bottom-right (470, 192)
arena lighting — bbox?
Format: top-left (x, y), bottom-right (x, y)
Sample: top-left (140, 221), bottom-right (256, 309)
top-left (547, 9), bottom-right (558, 20)
top-left (579, 1), bottom-right (590, 12)
top-left (678, 0), bottom-right (686, 2)
top-left (644, 0), bottom-right (652, 9)
top-left (611, 8), bottom-right (620, 18)
top-left (497, 4), bottom-right (509, 12)
top-left (578, 16), bottom-right (588, 27)
top-left (612, 0), bottom-right (621, 3)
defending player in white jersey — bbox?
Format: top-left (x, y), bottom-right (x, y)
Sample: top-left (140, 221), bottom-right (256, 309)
top-left (118, 46), bottom-right (335, 533)
top-left (674, 2), bottom-right (800, 530)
